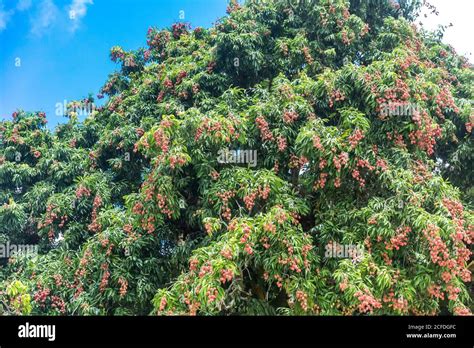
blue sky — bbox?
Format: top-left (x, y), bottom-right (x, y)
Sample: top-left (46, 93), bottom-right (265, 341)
top-left (0, 0), bottom-right (228, 127)
top-left (1, 1), bottom-right (472, 129)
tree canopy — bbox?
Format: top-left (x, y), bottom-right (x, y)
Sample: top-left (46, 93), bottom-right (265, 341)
top-left (0, 0), bottom-right (472, 316)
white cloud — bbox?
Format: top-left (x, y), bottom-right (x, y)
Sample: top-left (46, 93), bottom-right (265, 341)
top-left (0, 1), bottom-right (14, 32)
top-left (0, 0), bottom-right (30, 32)
top-left (68, 0), bottom-right (93, 32)
top-left (17, 0), bottom-right (32, 11)
top-left (30, 0), bottom-right (59, 36)
top-left (419, 0), bottom-right (474, 61)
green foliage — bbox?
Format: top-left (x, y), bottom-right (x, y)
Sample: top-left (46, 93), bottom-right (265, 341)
top-left (0, 0), bottom-right (472, 316)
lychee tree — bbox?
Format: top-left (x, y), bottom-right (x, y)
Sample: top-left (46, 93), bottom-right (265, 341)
top-left (0, 0), bottom-right (472, 316)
